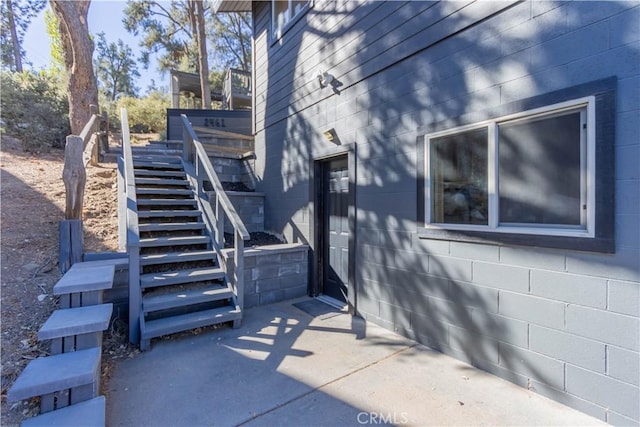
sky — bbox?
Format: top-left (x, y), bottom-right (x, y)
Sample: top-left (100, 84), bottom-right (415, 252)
top-left (23, 0), bottom-right (165, 93)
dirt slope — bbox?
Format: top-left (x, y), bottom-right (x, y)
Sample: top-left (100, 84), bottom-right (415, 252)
top-left (0, 136), bottom-right (119, 425)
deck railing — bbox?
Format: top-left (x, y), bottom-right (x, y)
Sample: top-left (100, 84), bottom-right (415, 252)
top-left (180, 114), bottom-right (249, 312)
top-left (223, 68), bottom-right (251, 110)
top-left (59, 105), bottom-right (108, 273)
top-left (118, 108), bottom-right (141, 344)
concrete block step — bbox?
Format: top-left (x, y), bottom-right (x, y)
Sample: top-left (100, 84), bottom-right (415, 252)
top-left (143, 285), bottom-right (233, 313)
top-left (141, 306), bottom-right (241, 341)
top-left (21, 396), bottom-right (105, 427)
top-left (53, 264), bottom-right (114, 296)
top-left (137, 199), bottom-right (197, 207)
top-left (135, 177), bottom-right (189, 187)
top-left (134, 169), bottom-right (186, 178)
top-left (38, 304), bottom-right (113, 341)
top-left (137, 210), bottom-right (201, 218)
top-left (136, 188), bottom-right (193, 196)
top-left (132, 161), bottom-right (183, 170)
top-left (141, 267), bottom-right (225, 289)
top-left (138, 222), bottom-right (205, 233)
top-left (140, 249), bottom-right (217, 266)
top-left (139, 235), bottom-right (209, 248)
top-left (7, 347), bottom-right (101, 402)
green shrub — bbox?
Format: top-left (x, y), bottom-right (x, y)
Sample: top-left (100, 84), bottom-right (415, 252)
top-left (0, 70), bottom-right (70, 151)
top-left (117, 91), bottom-right (170, 133)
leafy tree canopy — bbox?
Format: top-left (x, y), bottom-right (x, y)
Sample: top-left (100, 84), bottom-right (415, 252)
top-left (0, 0), bottom-right (46, 71)
top-left (123, 0), bottom-right (202, 73)
top-left (208, 11), bottom-right (251, 72)
top-left (95, 32), bottom-right (140, 100)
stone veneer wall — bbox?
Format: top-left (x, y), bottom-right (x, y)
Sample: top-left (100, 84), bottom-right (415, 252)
top-left (221, 244), bottom-right (309, 308)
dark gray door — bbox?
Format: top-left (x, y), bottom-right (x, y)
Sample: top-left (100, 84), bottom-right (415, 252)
top-left (323, 156), bottom-right (349, 303)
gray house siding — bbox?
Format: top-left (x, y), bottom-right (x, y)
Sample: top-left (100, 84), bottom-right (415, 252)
top-left (252, 1), bottom-right (640, 425)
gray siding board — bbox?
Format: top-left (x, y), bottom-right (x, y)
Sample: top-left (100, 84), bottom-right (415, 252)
top-left (252, 1), bottom-right (640, 422)
top-left (260, 1), bottom-right (516, 128)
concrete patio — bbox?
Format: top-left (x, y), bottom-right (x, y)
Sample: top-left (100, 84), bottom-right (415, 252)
top-left (106, 298), bottom-right (605, 426)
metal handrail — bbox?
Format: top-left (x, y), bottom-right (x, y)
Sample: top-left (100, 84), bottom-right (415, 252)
top-left (180, 115), bottom-right (250, 240)
top-left (180, 114), bottom-right (249, 312)
top-left (120, 108), bottom-right (141, 344)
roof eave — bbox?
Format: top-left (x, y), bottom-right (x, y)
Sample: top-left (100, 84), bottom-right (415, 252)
top-left (212, 0), bottom-right (252, 13)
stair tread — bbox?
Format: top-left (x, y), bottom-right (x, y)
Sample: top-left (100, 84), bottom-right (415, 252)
top-left (53, 264), bottom-right (114, 295)
top-left (139, 235), bottom-right (209, 247)
top-left (132, 161), bottom-right (183, 170)
top-left (135, 177), bottom-right (189, 186)
top-left (136, 188), bottom-right (193, 195)
top-left (142, 306), bottom-right (241, 340)
top-left (21, 396), bottom-right (106, 427)
top-left (134, 169), bottom-right (186, 177)
top-left (137, 199), bottom-right (196, 205)
top-left (140, 267), bottom-right (225, 289)
top-left (138, 222), bottom-right (205, 232)
top-left (132, 154), bottom-right (181, 162)
top-left (38, 304), bottom-right (113, 341)
top-left (143, 285), bottom-right (233, 313)
top-left (140, 250), bottom-right (216, 265)
top-left (7, 347), bottom-right (101, 402)
top-left (138, 210), bottom-right (201, 218)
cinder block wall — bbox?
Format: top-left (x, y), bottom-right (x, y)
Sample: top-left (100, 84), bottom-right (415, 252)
top-left (252, 1), bottom-right (639, 424)
top-left (222, 244), bottom-right (309, 308)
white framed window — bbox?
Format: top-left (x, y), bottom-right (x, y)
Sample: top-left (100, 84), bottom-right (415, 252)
top-left (272, 0), bottom-right (311, 40)
top-left (424, 97), bottom-right (596, 238)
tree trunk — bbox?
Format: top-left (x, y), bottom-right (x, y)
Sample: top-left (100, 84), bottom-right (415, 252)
top-left (192, 0), bottom-right (211, 109)
top-left (6, 0), bottom-right (23, 72)
top-left (50, 0), bottom-right (99, 136)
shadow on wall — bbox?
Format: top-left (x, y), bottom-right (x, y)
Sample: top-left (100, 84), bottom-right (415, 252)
top-left (256, 0), bottom-right (638, 394)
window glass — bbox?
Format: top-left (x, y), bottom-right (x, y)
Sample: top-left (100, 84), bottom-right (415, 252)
top-left (430, 128), bottom-right (489, 225)
top-left (272, 0), bottom-right (309, 39)
top-left (498, 111), bottom-right (583, 226)
top-left (274, 0), bottom-right (289, 35)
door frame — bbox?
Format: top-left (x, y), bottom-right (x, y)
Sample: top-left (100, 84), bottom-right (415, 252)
top-left (310, 144), bottom-right (357, 314)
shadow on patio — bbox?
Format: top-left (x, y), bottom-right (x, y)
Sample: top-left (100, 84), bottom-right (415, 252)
top-left (106, 298), bottom-right (603, 427)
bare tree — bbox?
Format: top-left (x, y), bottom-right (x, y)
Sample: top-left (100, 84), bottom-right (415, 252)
top-left (191, 0), bottom-right (210, 108)
top-left (50, 0), bottom-right (99, 135)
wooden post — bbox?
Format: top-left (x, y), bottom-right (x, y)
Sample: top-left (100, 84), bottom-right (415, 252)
top-left (59, 219), bottom-right (83, 273)
top-left (63, 136), bottom-right (86, 220)
top-left (233, 227), bottom-right (244, 328)
top-left (59, 135), bottom-right (86, 273)
top-left (100, 111), bottom-right (109, 153)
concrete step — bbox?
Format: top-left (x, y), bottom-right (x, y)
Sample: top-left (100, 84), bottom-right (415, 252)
top-left (140, 250), bottom-right (217, 266)
top-left (137, 199), bottom-right (197, 207)
top-left (143, 285), bottom-right (233, 313)
top-left (141, 306), bottom-right (241, 341)
top-left (134, 169), bottom-right (186, 178)
top-left (138, 222), bottom-right (205, 233)
top-left (137, 210), bottom-right (201, 219)
top-left (140, 267), bottom-right (225, 289)
top-left (135, 177), bottom-right (189, 187)
top-left (136, 188), bottom-right (193, 196)
top-left (21, 396), bottom-right (105, 427)
top-left (7, 347), bottom-right (101, 402)
top-left (139, 235), bottom-right (209, 248)
top-left (53, 264), bottom-right (114, 296)
top-left (38, 304), bottom-right (113, 341)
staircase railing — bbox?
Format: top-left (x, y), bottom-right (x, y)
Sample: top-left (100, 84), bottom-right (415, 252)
top-left (118, 108), bottom-right (141, 344)
top-left (180, 114), bottom-right (250, 313)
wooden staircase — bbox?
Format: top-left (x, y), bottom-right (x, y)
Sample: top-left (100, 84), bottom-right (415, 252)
top-left (132, 151), bottom-right (241, 350)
